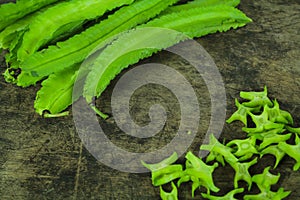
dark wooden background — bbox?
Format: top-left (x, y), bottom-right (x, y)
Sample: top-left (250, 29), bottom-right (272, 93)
top-left (0, 0), bottom-right (299, 199)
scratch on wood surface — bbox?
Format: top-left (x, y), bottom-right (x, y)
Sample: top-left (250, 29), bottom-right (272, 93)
top-left (73, 142), bottom-right (83, 200)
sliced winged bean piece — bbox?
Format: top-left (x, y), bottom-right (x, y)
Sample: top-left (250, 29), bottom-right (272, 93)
top-left (258, 132), bottom-right (291, 150)
top-left (286, 126), bottom-right (300, 136)
top-left (240, 86), bottom-right (273, 107)
top-left (226, 98), bottom-right (261, 126)
top-left (201, 188), bottom-right (244, 200)
top-left (265, 100), bottom-right (293, 125)
top-left (152, 165), bottom-right (183, 186)
top-left (141, 152), bottom-right (178, 171)
top-left (251, 166), bottom-right (280, 192)
top-left (248, 128), bottom-right (284, 141)
top-left (200, 134), bottom-right (238, 164)
top-left (242, 109), bottom-right (285, 134)
top-left (184, 152), bottom-right (220, 194)
top-left (184, 168), bottom-right (220, 194)
top-left (278, 134), bottom-right (300, 171)
top-left (243, 187), bottom-right (291, 200)
top-left (206, 151), bottom-right (226, 166)
top-left (160, 182), bottom-right (178, 200)
top-left (260, 145), bottom-right (285, 169)
top-left (229, 157), bottom-right (258, 190)
top-left (226, 137), bottom-right (258, 159)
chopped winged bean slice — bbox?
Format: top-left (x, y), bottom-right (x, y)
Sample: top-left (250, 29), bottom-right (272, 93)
top-left (177, 174), bottom-right (190, 187)
top-left (258, 132), bottom-right (291, 150)
top-left (201, 188), bottom-right (244, 200)
top-left (229, 158), bottom-right (258, 190)
top-left (278, 134), bottom-right (300, 171)
top-left (286, 126), bottom-right (300, 136)
top-left (240, 86), bottom-right (273, 107)
top-left (184, 168), bottom-right (220, 195)
top-left (242, 109), bottom-right (285, 134)
top-left (184, 152), bottom-right (220, 195)
top-left (206, 151), bottom-right (226, 166)
top-left (226, 137), bottom-right (258, 160)
top-left (265, 100), bottom-right (292, 125)
top-left (160, 182), bottom-right (178, 200)
top-left (260, 145), bottom-right (285, 169)
top-left (152, 165), bottom-right (183, 186)
top-left (141, 152), bottom-right (178, 171)
top-left (226, 98), bottom-right (260, 126)
top-left (142, 153), bottom-right (182, 187)
top-left (251, 167), bottom-right (280, 192)
top-left (200, 134), bottom-right (238, 164)
top-left (247, 128), bottom-right (284, 140)
top-left (243, 187), bottom-right (291, 200)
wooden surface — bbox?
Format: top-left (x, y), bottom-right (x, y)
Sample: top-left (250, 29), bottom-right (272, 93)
top-left (0, 0), bottom-right (300, 199)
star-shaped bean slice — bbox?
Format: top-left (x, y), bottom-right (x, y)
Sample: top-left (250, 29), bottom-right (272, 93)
top-left (265, 100), bottom-right (293, 125)
top-left (260, 145), bottom-right (285, 169)
top-left (200, 134), bottom-right (238, 165)
top-left (240, 86), bottom-right (273, 108)
top-left (226, 137), bottom-right (258, 161)
top-left (201, 188), bottom-right (244, 200)
top-left (229, 157), bottom-right (258, 190)
top-left (243, 187), bottom-right (291, 200)
top-left (278, 134), bottom-right (300, 171)
top-left (226, 98), bottom-right (261, 126)
top-left (160, 182), bottom-right (178, 200)
top-left (251, 166), bottom-right (280, 192)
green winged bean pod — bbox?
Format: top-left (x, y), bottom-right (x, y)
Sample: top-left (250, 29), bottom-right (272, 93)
top-left (82, 5), bottom-right (252, 117)
top-left (17, 0), bottom-right (179, 87)
top-left (16, 0), bottom-right (135, 62)
top-left (0, 0), bottom-right (60, 31)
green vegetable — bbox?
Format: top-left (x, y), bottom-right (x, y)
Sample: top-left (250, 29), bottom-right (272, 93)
top-left (16, 0), bottom-right (135, 62)
top-left (160, 182), bottom-right (178, 200)
top-left (226, 98), bottom-right (261, 126)
top-left (243, 188), bottom-right (291, 200)
top-left (145, 87), bottom-right (297, 199)
top-left (242, 109), bottom-right (285, 134)
top-left (142, 152), bottom-right (183, 187)
top-left (260, 145), bottom-right (285, 169)
top-left (200, 134), bottom-right (238, 165)
top-left (1, 0), bottom-right (252, 117)
top-left (257, 130), bottom-right (291, 150)
top-left (161, 0), bottom-right (241, 15)
top-left (286, 125), bottom-right (300, 136)
top-left (265, 100), bottom-right (293, 124)
top-left (184, 152), bottom-right (219, 195)
top-left (83, 5), bottom-right (251, 117)
top-left (0, 0), bottom-right (60, 31)
top-left (0, 9), bottom-right (37, 50)
top-left (278, 134), bottom-right (300, 171)
top-left (152, 165), bottom-right (183, 186)
top-left (201, 188), bottom-right (244, 200)
top-left (141, 152), bottom-right (178, 171)
top-left (251, 167), bottom-right (280, 192)
top-left (230, 158), bottom-right (258, 190)
top-left (240, 86), bottom-right (273, 108)
top-left (226, 137), bottom-right (258, 161)
top-left (82, 27), bottom-right (187, 117)
top-left (34, 64), bottom-right (80, 117)
top-left (16, 0), bottom-right (179, 87)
